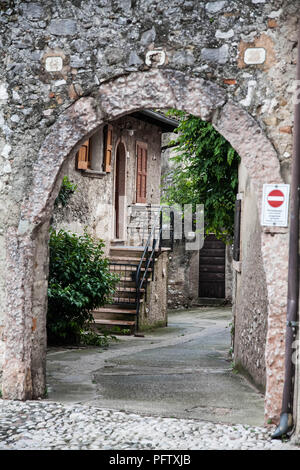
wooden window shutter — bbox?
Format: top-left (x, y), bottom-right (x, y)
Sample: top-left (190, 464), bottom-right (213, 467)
top-left (136, 144), bottom-right (147, 203)
top-left (103, 125), bottom-right (113, 172)
top-left (77, 139), bottom-right (91, 170)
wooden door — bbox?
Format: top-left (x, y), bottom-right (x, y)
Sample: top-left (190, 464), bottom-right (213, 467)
top-left (198, 234), bottom-right (225, 298)
top-left (115, 143), bottom-right (126, 239)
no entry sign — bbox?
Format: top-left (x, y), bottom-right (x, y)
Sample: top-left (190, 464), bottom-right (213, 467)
top-left (261, 184), bottom-right (290, 227)
top-left (267, 189), bottom-right (285, 208)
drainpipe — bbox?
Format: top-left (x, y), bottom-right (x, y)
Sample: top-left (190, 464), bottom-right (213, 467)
top-left (272, 25), bottom-right (300, 439)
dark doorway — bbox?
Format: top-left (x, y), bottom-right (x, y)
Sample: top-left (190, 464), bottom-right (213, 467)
top-left (198, 234), bottom-right (226, 299)
top-left (114, 142), bottom-right (126, 240)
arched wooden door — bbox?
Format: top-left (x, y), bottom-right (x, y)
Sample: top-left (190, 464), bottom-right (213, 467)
top-left (114, 143), bottom-right (126, 240)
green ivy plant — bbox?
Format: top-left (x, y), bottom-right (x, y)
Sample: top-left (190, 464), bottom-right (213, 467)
top-left (47, 228), bottom-right (119, 345)
top-left (55, 176), bottom-right (77, 207)
top-left (162, 110), bottom-right (240, 242)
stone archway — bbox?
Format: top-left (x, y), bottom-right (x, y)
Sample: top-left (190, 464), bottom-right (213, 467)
top-left (2, 69), bottom-right (288, 422)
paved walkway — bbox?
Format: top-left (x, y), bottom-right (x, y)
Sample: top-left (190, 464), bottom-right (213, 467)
top-left (46, 307), bottom-right (265, 425)
top-left (0, 307), bottom-right (299, 450)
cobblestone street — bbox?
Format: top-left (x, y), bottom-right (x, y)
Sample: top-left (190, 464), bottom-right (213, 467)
top-left (0, 400), bottom-right (298, 450)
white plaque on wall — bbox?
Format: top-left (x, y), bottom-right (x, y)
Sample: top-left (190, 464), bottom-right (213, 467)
top-left (244, 47), bottom-right (266, 65)
top-left (261, 183), bottom-right (290, 227)
top-left (45, 56), bottom-right (63, 72)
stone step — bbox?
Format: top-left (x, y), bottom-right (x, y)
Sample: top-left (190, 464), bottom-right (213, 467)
top-left (93, 307), bottom-right (137, 314)
top-left (111, 297), bottom-right (143, 304)
top-left (94, 319), bottom-right (135, 327)
top-left (196, 298), bottom-right (226, 306)
top-left (110, 240), bottom-right (125, 246)
top-left (110, 246), bottom-right (146, 257)
top-left (109, 265), bottom-right (152, 272)
top-left (109, 256), bottom-right (144, 263)
top-left (116, 278), bottom-right (150, 289)
top-left (93, 312), bottom-right (137, 323)
top-left (115, 287), bottom-right (145, 293)
top-left (92, 307), bottom-right (137, 334)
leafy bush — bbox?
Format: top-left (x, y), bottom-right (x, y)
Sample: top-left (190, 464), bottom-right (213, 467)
top-left (54, 176), bottom-right (77, 207)
top-left (47, 228), bottom-right (119, 345)
top-left (162, 110), bottom-right (240, 242)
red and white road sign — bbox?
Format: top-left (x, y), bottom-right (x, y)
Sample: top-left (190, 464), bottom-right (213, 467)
top-left (261, 184), bottom-right (290, 227)
top-left (267, 189), bottom-right (285, 208)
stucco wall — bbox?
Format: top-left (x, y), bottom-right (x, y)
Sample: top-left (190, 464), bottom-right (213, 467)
top-left (233, 161), bottom-right (269, 391)
top-left (225, 244), bottom-right (233, 302)
top-left (52, 114), bottom-right (162, 250)
top-left (139, 250), bottom-right (168, 330)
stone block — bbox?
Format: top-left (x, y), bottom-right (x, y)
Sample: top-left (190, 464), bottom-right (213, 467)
top-left (205, 1), bottom-right (227, 14)
top-left (201, 44), bottom-right (228, 65)
top-left (49, 19), bottom-right (78, 36)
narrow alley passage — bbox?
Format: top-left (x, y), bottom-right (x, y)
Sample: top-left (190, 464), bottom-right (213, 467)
top-left (88, 307), bottom-right (264, 425)
top-left (0, 308), bottom-right (297, 450)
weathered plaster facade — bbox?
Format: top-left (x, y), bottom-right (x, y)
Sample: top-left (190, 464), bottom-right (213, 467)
top-left (52, 114), bottom-right (163, 249)
top-left (139, 250), bottom-right (169, 330)
top-left (0, 0), bottom-right (298, 426)
top-left (233, 161), bottom-right (269, 392)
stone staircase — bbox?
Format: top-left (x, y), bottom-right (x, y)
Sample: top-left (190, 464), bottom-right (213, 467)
top-left (92, 246), bottom-right (152, 334)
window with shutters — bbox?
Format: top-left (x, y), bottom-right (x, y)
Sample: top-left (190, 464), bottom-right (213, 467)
top-left (76, 125), bottom-right (113, 175)
top-left (103, 124), bottom-right (113, 173)
top-left (136, 142), bottom-right (148, 203)
top-left (76, 139), bottom-right (91, 170)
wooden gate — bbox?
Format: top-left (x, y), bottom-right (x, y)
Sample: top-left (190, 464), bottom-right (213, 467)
top-left (198, 234), bottom-right (225, 299)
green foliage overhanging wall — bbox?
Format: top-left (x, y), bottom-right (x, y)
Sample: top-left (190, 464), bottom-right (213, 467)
top-left (162, 110), bottom-right (240, 242)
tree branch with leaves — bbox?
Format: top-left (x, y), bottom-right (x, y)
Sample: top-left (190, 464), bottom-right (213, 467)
top-left (161, 110), bottom-right (240, 242)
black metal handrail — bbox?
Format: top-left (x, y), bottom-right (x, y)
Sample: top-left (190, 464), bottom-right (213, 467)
top-left (109, 262), bottom-right (138, 307)
top-left (108, 206), bottom-right (174, 333)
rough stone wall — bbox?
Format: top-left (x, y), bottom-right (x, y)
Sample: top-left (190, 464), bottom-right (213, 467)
top-left (0, 0), bottom-right (297, 424)
top-left (52, 114), bottom-right (162, 249)
top-left (167, 241), bottom-right (199, 309)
